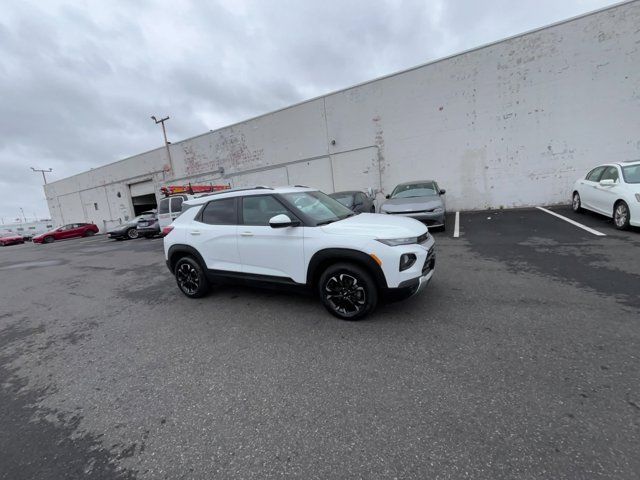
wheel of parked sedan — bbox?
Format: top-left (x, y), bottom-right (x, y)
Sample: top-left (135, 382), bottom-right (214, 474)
top-left (127, 228), bottom-right (139, 239)
top-left (318, 263), bottom-right (377, 320)
top-left (572, 192), bottom-right (582, 213)
top-left (85, 230), bottom-right (95, 237)
top-left (613, 201), bottom-right (630, 230)
top-left (44, 236), bottom-right (54, 244)
top-left (174, 256), bottom-right (210, 298)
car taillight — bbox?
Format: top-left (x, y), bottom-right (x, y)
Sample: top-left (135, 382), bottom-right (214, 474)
top-left (161, 226), bottom-right (174, 236)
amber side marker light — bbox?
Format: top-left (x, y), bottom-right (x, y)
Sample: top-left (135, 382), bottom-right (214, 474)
top-left (370, 253), bottom-right (382, 266)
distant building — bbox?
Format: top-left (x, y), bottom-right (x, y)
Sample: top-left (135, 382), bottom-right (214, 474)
top-left (44, 1), bottom-right (640, 232)
top-left (1, 220), bottom-right (55, 238)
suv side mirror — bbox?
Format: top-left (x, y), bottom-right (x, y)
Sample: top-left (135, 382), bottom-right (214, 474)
top-left (269, 214), bottom-right (299, 228)
top-left (385, 194), bottom-right (390, 199)
top-left (439, 189), bottom-right (446, 195)
top-left (599, 179), bottom-right (615, 187)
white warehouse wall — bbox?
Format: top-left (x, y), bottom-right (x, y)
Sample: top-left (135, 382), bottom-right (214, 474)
top-left (45, 1), bottom-right (640, 230)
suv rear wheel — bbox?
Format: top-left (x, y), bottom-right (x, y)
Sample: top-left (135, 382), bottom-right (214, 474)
top-left (318, 263), bottom-right (378, 320)
top-left (174, 256), bottom-right (210, 298)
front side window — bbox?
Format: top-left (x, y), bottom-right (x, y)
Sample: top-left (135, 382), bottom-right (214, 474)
top-left (242, 195), bottom-right (290, 226)
top-left (600, 166), bottom-right (619, 183)
top-left (282, 191), bottom-right (353, 225)
top-left (199, 198), bottom-right (237, 225)
top-left (586, 167), bottom-right (606, 182)
top-left (158, 199), bottom-right (170, 214)
top-left (621, 164), bottom-right (640, 184)
top-left (391, 182), bottom-right (438, 199)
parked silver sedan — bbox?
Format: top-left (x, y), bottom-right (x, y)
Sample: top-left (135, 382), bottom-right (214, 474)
top-left (380, 180), bottom-right (446, 229)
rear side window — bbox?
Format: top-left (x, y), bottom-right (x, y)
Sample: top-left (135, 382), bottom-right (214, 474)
top-left (170, 197), bottom-right (184, 213)
top-left (242, 195), bottom-right (290, 225)
top-left (586, 167), bottom-right (606, 182)
top-left (199, 198), bottom-right (237, 225)
top-left (158, 198), bottom-right (170, 214)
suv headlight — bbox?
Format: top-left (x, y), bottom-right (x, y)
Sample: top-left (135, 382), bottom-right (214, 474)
top-left (635, 193), bottom-right (640, 202)
top-left (433, 207), bottom-right (444, 213)
top-left (377, 237), bottom-right (417, 246)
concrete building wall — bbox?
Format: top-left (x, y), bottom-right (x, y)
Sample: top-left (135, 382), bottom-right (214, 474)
top-left (45, 1), bottom-right (640, 230)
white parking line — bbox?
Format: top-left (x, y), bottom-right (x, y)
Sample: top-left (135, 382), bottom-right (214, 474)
top-left (453, 211), bottom-right (460, 238)
top-left (536, 207), bottom-right (606, 236)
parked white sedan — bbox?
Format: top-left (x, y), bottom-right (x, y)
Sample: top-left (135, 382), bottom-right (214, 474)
top-left (572, 161), bottom-right (640, 230)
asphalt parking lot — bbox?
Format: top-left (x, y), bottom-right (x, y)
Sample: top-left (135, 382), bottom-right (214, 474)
top-left (1, 207), bottom-right (639, 479)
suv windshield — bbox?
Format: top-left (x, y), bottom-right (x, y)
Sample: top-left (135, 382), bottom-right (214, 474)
top-left (282, 191), bottom-right (354, 225)
top-left (391, 182), bottom-right (437, 198)
top-left (622, 164), bottom-right (640, 184)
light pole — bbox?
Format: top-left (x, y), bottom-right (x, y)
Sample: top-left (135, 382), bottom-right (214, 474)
top-left (31, 167), bottom-right (53, 184)
top-left (19, 208), bottom-right (27, 223)
top-left (151, 115), bottom-right (174, 175)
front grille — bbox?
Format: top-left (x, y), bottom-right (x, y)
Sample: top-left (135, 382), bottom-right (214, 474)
top-left (422, 246), bottom-right (436, 275)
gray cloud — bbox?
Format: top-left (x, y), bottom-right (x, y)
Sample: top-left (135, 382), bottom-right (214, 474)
top-left (0, 0), bottom-right (615, 222)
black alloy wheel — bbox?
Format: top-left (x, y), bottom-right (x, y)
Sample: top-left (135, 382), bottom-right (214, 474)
top-left (318, 263), bottom-right (377, 320)
top-left (174, 257), bottom-right (210, 298)
top-left (44, 236), bottom-right (54, 244)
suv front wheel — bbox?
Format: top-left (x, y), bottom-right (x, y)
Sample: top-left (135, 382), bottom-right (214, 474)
top-left (318, 263), bottom-right (378, 320)
top-left (174, 257), bottom-right (210, 298)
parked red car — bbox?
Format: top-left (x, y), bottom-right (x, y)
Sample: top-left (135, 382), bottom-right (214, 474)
top-left (0, 232), bottom-right (25, 246)
top-left (32, 223), bottom-right (99, 244)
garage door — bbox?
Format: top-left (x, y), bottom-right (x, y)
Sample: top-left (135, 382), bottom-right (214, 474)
top-left (129, 180), bottom-right (155, 197)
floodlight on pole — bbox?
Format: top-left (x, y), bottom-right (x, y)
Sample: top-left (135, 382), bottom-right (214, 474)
top-left (31, 167), bottom-right (53, 184)
top-left (151, 115), bottom-right (174, 174)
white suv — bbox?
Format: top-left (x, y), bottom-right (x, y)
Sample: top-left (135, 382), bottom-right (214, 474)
top-left (163, 186), bottom-right (436, 320)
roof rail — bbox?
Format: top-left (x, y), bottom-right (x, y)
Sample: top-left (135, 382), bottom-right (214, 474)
top-left (193, 185), bottom-right (273, 199)
top-left (293, 184), bottom-right (309, 188)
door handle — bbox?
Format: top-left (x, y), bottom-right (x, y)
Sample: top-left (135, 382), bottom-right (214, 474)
top-left (189, 230), bottom-right (201, 235)
top-left (240, 232), bottom-right (253, 237)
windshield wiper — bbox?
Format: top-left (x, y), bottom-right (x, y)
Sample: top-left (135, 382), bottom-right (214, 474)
top-left (317, 219), bottom-right (338, 226)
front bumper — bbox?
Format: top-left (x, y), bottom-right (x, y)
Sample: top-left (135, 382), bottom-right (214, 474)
top-left (384, 245), bottom-right (436, 301)
top-left (382, 210), bottom-right (445, 227)
top-left (108, 231), bottom-right (128, 239)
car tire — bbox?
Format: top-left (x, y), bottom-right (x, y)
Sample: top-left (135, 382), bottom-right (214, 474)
top-left (318, 262), bottom-right (378, 320)
top-left (127, 228), bottom-right (139, 239)
top-left (174, 256), bottom-right (210, 298)
top-left (572, 192), bottom-right (582, 213)
top-left (613, 201), bottom-right (630, 230)
top-left (44, 236), bottom-right (54, 244)
top-left (85, 230), bottom-right (96, 237)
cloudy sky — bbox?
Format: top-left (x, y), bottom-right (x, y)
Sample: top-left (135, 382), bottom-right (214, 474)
top-left (0, 0), bottom-right (616, 223)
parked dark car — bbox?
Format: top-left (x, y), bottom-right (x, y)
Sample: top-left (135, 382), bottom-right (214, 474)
top-left (136, 210), bottom-right (160, 238)
top-left (32, 223), bottom-right (99, 244)
top-left (108, 211), bottom-right (156, 240)
top-left (0, 232), bottom-right (25, 246)
top-left (329, 191), bottom-right (376, 214)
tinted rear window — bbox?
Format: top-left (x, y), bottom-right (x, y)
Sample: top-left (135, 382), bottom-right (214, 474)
top-left (158, 198), bottom-right (170, 214)
top-left (199, 198), bottom-right (237, 225)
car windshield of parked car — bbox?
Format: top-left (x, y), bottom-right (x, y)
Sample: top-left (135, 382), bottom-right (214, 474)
top-left (391, 182), bottom-right (438, 199)
top-left (331, 194), bottom-right (354, 207)
top-left (622, 165), bottom-right (640, 184)
top-left (283, 191), bottom-right (354, 225)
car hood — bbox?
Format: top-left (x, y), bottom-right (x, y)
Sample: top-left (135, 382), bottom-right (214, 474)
top-left (34, 229), bottom-right (58, 238)
top-left (381, 196), bottom-right (443, 212)
top-left (0, 235), bottom-right (22, 241)
top-left (320, 213), bottom-right (428, 238)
